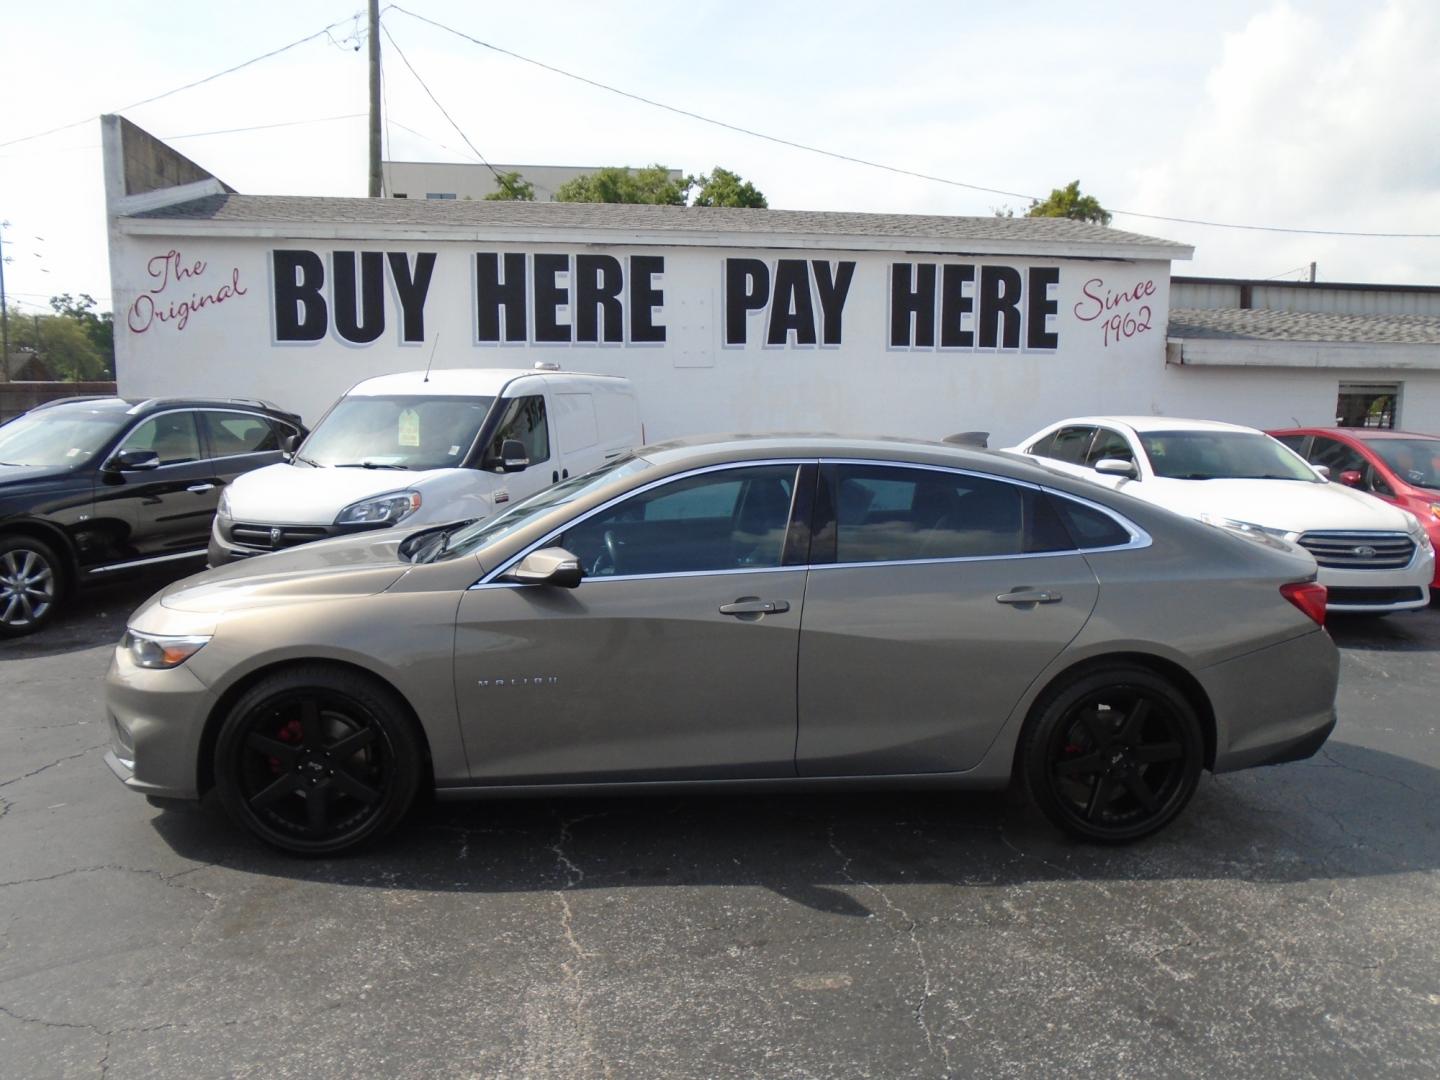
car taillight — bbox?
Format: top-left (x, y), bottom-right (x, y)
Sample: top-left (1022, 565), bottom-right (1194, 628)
top-left (1281, 581), bottom-right (1327, 626)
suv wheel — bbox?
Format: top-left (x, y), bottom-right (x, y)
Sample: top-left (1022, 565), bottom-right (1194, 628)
top-left (0, 535), bottom-right (64, 637)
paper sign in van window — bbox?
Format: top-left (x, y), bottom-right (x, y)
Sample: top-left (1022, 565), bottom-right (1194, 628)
top-left (398, 409), bottom-right (420, 447)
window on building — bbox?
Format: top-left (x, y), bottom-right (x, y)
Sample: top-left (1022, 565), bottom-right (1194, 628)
top-left (425, 193), bottom-right (457, 200)
top-left (392, 193), bottom-right (408, 199)
top-left (1336, 383), bottom-right (1400, 429)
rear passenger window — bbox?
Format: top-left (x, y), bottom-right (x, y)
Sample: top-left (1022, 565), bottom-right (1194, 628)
top-left (202, 412), bottom-right (280, 456)
top-left (831, 465), bottom-right (1027, 563)
top-left (1048, 494), bottom-right (1133, 549)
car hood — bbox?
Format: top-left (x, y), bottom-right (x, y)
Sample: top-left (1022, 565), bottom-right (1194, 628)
top-left (155, 528), bottom-right (412, 617)
top-left (1135, 477), bottom-right (1418, 533)
top-left (0, 462), bottom-right (76, 487)
top-left (226, 462), bottom-right (451, 525)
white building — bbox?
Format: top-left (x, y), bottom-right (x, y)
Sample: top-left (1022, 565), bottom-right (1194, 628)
top-left (103, 117), bottom-right (1440, 440)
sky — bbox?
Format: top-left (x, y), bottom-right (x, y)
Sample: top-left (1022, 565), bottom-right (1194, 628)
top-left (2, 0), bottom-right (1438, 318)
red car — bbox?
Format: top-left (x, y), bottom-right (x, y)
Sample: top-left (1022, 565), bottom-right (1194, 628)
top-left (1269, 427), bottom-right (1440, 589)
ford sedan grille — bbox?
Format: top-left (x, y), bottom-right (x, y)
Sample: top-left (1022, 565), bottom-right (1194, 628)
top-left (1296, 531), bottom-right (1415, 570)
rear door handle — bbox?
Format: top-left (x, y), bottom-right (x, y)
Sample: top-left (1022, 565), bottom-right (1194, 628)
top-left (186, 483), bottom-right (216, 494)
top-left (996, 589), bottom-right (1062, 605)
top-left (719, 599), bottom-right (791, 616)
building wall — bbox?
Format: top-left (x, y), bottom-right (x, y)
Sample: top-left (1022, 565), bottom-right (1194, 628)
top-left (1173, 279), bottom-right (1440, 316)
top-left (111, 232), bottom-right (1188, 444)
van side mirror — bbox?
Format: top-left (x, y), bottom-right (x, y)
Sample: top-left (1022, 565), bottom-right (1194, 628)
top-left (1338, 469), bottom-right (1364, 488)
top-left (1094, 458), bottom-right (1138, 479)
top-left (485, 438), bottom-right (530, 473)
top-left (108, 449), bottom-right (161, 472)
top-left (281, 432), bottom-right (300, 455)
top-left (502, 546), bottom-right (583, 588)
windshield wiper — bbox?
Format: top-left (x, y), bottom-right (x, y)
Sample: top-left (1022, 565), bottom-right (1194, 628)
top-left (415, 520), bottom-right (475, 563)
top-left (293, 453), bottom-right (321, 467)
top-left (335, 461), bottom-right (409, 470)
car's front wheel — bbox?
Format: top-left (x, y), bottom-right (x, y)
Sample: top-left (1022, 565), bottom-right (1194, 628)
top-left (1022, 666), bottom-right (1204, 843)
top-left (0, 534), bottom-right (64, 638)
top-left (213, 666), bottom-right (424, 855)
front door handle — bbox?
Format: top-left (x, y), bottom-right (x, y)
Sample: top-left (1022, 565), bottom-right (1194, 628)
top-left (186, 483), bottom-right (216, 494)
top-left (996, 589), bottom-right (1062, 605)
top-left (719, 599), bottom-right (791, 616)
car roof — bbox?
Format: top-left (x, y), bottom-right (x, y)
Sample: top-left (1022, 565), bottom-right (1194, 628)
top-left (1268, 426), bottom-right (1438, 441)
top-left (1048, 415), bottom-right (1262, 435)
top-left (347, 368), bottom-right (627, 398)
top-left (30, 396), bottom-right (296, 418)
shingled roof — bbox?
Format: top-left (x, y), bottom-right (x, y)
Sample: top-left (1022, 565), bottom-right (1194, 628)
top-left (125, 194), bottom-right (1191, 258)
top-left (1169, 307), bottom-right (1440, 345)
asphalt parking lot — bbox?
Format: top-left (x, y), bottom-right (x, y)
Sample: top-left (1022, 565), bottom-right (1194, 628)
top-left (2, 577), bottom-right (1439, 1079)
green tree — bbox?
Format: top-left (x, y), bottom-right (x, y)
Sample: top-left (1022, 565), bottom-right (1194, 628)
top-left (690, 167), bottom-right (767, 208)
top-left (553, 165), bottom-right (690, 205)
top-left (484, 171), bottom-right (535, 201)
top-left (1025, 181), bottom-right (1111, 225)
top-left (47, 293), bottom-right (115, 375)
top-left (13, 309), bottom-right (106, 380)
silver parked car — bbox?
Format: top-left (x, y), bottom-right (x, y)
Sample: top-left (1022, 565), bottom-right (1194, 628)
top-left (105, 437), bottom-right (1339, 854)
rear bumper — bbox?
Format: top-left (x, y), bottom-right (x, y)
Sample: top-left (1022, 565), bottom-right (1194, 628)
top-left (1204, 629), bottom-right (1340, 773)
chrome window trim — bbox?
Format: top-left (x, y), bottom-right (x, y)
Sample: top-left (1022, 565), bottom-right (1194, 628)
top-left (469, 456), bottom-right (1150, 589)
top-left (473, 458), bottom-right (814, 587)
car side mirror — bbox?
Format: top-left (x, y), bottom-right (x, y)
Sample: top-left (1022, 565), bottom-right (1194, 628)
top-left (108, 449), bottom-right (161, 472)
top-left (486, 438), bottom-right (530, 473)
top-left (281, 433), bottom-right (300, 456)
top-left (1338, 469), bottom-right (1364, 488)
top-left (1093, 458), bottom-right (1138, 479)
top-left (1312, 464), bottom-right (1331, 480)
top-left (503, 546), bottom-right (583, 588)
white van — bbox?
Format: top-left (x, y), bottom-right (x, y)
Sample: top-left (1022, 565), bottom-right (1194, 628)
top-left (208, 366), bottom-right (641, 565)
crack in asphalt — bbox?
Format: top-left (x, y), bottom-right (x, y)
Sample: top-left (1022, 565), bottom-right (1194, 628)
top-left (549, 812), bottom-right (608, 1080)
top-left (828, 823), bottom-right (951, 1076)
top-left (1319, 748), bottom-right (1424, 795)
top-left (0, 744), bottom-right (108, 790)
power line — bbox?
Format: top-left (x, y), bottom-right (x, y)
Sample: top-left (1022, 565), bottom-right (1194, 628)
top-left (380, 23), bottom-right (504, 183)
top-left (0, 11), bottom-right (374, 151)
top-left (388, 4), bottom-right (1440, 241)
top-left (386, 119), bottom-right (484, 163)
top-left (165, 113), bottom-right (366, 141)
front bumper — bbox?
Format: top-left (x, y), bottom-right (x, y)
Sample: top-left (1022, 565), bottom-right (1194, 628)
top-left (1317, 555), bottom-right (1433, 612)
top-left (103, 646), bottom-right (216, 800)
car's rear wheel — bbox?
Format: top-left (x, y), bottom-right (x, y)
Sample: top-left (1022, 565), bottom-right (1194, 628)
top-left (1022, 666), bottom-right (1203, 843)
top-left (214, 667), bottom-right (423, 855)
top-left (0, 535), bottom-right (64, 638)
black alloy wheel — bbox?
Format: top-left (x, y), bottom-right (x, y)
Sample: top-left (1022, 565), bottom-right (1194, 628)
top-left (214, 667), bottom-right (422, 855)
top-left (0, 535), bottom-right (63, 637)
top-left (1023, 667), bottom-right (1204, 843)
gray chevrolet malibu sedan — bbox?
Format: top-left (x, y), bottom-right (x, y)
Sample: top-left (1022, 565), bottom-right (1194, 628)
top-left (104, 436), bottom-right (1339, 854)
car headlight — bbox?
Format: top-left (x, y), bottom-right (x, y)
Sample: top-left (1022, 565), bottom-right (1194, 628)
top-left (334, 490), bottom-right (422, 526)
top-left (120, 629), bottom-right (210, 669)
top-left (216, 487), bottom-right (233, 526)
top-left (1198, 514), bottom-right (1299, 543)
top-left (1430, 502), bottom-right (1440, 522)
top-left (1407, 513), bottom-right (1433, 550)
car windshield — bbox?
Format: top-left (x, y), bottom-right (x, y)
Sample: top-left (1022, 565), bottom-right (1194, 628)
top-left (0, 408), bottom-right (128, 468)
top-left (1367, 438), bottom-right (1440, 491)
top-left (1139, 431), bottom-right (1320, 482)
top-left (299, 394), bottom-right (495, 470)
top-left (434, 455), bottom-right (653, 561)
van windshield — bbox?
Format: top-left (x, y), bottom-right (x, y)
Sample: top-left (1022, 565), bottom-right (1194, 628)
top-left (299, 395), bottom-right (494, 471)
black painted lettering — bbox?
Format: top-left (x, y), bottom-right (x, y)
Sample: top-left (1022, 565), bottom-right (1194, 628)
top-left (978, 265), bottom-right (1023, 349)
top-left (724, 258), bottom-right (769, 345)
top-left (272, 250), bottom-right (326, 342)
top-left (575, 254), bottom-right (624, 343)
top-left (533, 253), bottom-right (571, 343)
top-left (475, 253), bottom-right (527, 342)
top-left (387, 252), bottom-right (436, 344)
top-left (939, 264), bottom-right (976, 348)
top-left (332, 252), bottom-right (385, 344)
top-left (629, 256), bottom-right (665, 343)
top-left (890, 263), bottom-right (936, 348)
top-left (812, 261), bottom-right (855, 345)
top-left (1026, 267), bottom-right (1060, 349)
top-left (767, 259), bottom-right (817, 346)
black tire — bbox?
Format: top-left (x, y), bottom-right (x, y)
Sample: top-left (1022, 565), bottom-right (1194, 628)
top-left (1021, 666), bottom-right (1204, 844)
top-left (213, 666), bottom-right (424, 856)
top-left (0, 534), bottom-right (65, 638)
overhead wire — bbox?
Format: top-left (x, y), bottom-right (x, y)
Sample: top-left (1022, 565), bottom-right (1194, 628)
top-left (387, 4), bottom-right (1440, 240)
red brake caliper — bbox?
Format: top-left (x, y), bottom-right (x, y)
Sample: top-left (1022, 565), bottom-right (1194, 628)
top-left (270, 718), bottom-right (304, 774)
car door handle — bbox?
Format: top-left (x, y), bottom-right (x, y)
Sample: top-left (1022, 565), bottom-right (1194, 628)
top-left (186, 483), bottom-right (216, 494)
top-left (719, 599), bottom-right (790, 616)
top-left (996, 589), bottom-right (1062, 605)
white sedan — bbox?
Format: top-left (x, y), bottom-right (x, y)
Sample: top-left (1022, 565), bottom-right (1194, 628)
top-left (1009, 416), bottom-right (1434, 613)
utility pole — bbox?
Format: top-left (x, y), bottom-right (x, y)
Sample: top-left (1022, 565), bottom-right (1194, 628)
top-left (368, 0), bottom-right (383, 197)
top-left (0, 220), bottom-right (9, 383)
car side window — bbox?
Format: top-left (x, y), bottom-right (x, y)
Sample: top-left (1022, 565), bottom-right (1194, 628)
top-left (1086, 428), bottom-right (1135, 466)
top-left (487, 396), bottom-right (549, 467)
top-left (1273, 434), bottom-right (1309, 455)
top-left (1031, 426), bottom-right (1096, 465)
top-left (560, 465), bottom-right (798, 577)
top-left (830, 464), bottom-right (1028, 563)
top-left (1048, 494), bottom-right (1133, 549)
top-left (1309, 437), bottom-right (1367, 476)
top-left (201, 411), bottom-right (281, 457)
top-left (119, 412), bottom-right (202, 466)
